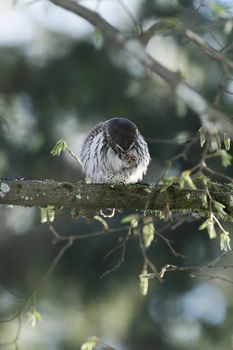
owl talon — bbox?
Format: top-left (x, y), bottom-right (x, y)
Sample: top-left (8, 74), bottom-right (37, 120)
top-left (100, 208), bottom-right (115, 218)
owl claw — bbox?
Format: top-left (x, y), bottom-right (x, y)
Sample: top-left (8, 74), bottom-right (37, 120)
top-left (100, 208), bottom-right (115, 218)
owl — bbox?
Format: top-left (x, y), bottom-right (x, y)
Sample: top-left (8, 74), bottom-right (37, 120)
top-left (80, 118), bottom-right (150, 217)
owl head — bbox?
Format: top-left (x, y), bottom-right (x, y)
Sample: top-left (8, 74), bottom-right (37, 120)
top-left (105, 118), bottom-right (138, 151)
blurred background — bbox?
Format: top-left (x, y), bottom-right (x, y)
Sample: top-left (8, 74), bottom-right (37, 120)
top-left (1, 0), bottom-right (233, 349)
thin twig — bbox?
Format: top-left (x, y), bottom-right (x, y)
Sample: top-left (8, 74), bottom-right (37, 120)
top-left (48, 222), bottom-right (129, 242)
top-left (156, 231), bottom-right (187, 258)
top-left (100, 241), bottom-right (126, 278)
top-left (66, 145), bottom-right (82, 167)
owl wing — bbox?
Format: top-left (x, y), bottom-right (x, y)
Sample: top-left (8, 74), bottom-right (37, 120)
top-left (81, 122), bottom-right (109, 183)
top-left (137, 134), bottom-right (151, 175)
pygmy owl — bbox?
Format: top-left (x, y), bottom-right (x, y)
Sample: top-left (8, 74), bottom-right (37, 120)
top-left (81, 118), bottom-right (150, 217)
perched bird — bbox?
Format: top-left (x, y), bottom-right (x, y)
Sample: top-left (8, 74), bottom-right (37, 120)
top-left (80, 118), bottom-right (150, 217)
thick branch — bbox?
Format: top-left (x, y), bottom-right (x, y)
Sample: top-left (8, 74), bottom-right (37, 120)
top-left (49, 0), bottom-right (233, 136)
top-left (1, 180), bottom-right (233, 218)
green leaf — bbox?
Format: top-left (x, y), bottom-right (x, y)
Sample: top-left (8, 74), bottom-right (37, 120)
top-left (144, 187), bottom-right (152, 193)
top-left (213, 201), bottom-right (227, 219)
top-left (40, 207), bottom-right (48, 223)
top-left (121, 214), bottom-right (139, 228)
top-left (179, 177), bottom-right (185, 189)
top-left (27, 307), bottom-right (42, 328)
top-left (50, 139), bottom-right (67, 156)
top-left (48, 206), bottom-right (55, 222)
top-left (85, 177), bottom-right (91, 184)
top-left (199, 219), bottom-right (208, 231)
top-left (201, 194), bottom-right (208, 208)
top-left (142, 217), bottom-right (155, 248)
top-left (224, 20), bottom-right (233, 35)
top-left (160, 177), bottom-right (174, 192)
top-left (199, 127), bottom-right (206, 148)
top-left (81, 336), bottom-right (99, 350)
top-left (139, 273), bottom-right (149, 296)
top-left (81, 337), bottom-right (116, 350)
top-left (207, 218), bottom-right (217, 239)
top-left (94, 215), bottom-right (109, 231)
top-left (210, 3), bottom-right (230, 18)
top-left (221, 150), bottom-right (232, 168)
top-left (224, 133), bottom-right (231, 151)
top-left (94, 30), bottom-right (104, 50)
top-left (209, 134), bottom-right (221, 152)
top-left (181, 170), bottom-right (197, 190)
top-left (220, 232), bottom-right (231, 251)
top-left (176, 69), bottom-right (186, 80)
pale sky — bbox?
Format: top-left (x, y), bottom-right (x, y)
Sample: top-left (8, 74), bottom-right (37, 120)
top-left (0, 0), bottom-right (142, 46)
top-left (1, 0), bottom-right (233, 49)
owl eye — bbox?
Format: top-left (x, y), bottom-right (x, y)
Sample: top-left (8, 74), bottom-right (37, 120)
top-left (127, 155), bottom-right (137, 164)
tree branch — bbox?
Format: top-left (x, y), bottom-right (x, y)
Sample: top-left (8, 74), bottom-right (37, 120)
top-left (1, 179), bottom-right (233, 218)
top-left (140, 19), bottom-right (233, 69)
top-left (49, 0), bottom-right (233, 136)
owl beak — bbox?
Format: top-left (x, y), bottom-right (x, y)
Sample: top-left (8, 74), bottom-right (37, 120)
top-left (127, 155), bottom-right (137, 164)
top-left (116, 144), bottom-right (124, 151)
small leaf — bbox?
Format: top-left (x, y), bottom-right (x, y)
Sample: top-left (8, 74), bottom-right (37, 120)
top-left (160, 177), bottom-right (174, 192)
top-left (181, 170), bottom-right (197, 190)
top-left (81, 336), bottom-right (99, 350)
top-left (94, 215), bottom-right (109, 231)
top-left (85, 177), bottom-right (91, 184)
top-left (81, 337), bottom-right (116, 350)
top-left (199, 127), bottom-right (206, 148)
top-left (221, 150), bottom-right (232, 168)
top-left (199, 219), bottom-right (208, 231)
top-left (121, 214), bottom-right (139, 228)
top-left (210, 3), bottom-right (230, 18)
top-left (201, 194), bottom-right (208, 208)
top-left (207, 218), bottom-right (217, 239)
top-left (144, 187), bottom-right (152, 193)
top-left (94, 30), bottom-right (104, 50)
top-left (40, 207), bottom-right (48, 223)
top-left (179, 177), bottom-right (185, 189)
top-left (224, 133), bottom-right (231, 151)
top-left (224, 20), bottom-right (233, 35)
top-left (142, 218), bottom-right (155, 248)
top-left (48, 206), bottom-right (55, 222)
top-left (27, 307), bottom-right (42, 328)
top-left (50, 139), bottom-right (67, 156)
top-left (159, 211), bottom-right (165, 220)
top-left (209, 134), bottom-right (221, 152)
top-left (139, 273), bottom-right (149, 296)
top-left (220, 232), bottom-right (231, 251)
top-left (213, 201), bottom-right (227, 219)
top-left (176, 69), bottom-right (186, 80)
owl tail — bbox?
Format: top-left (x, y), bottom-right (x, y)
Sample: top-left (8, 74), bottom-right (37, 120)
top-left (100, 208), bottom-right (115, 218)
